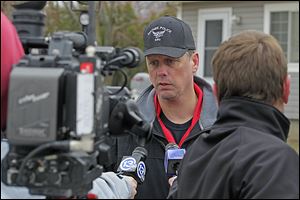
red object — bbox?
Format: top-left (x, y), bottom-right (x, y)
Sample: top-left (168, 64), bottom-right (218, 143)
top-left (1, 12), bottom-right (25, 130)
top-left (154, 83), bottom-right (203, 147)
top-left (86, 193), bottom-right (98, 199)
top-left (80, 62), bottom-right (94, 73)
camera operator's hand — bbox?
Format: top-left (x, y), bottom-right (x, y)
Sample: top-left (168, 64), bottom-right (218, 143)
top-left (90, 172), bottom-right (138, 199)
top-left (120, 175), bottom-right (137, 199)
top-left (168, 176), bottom-right (177, 187)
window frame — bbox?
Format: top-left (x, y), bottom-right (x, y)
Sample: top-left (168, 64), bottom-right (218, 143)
top-left (264, 2), bottom-right (299, 73)
top-left (197, 8), bottom-right (232, 85)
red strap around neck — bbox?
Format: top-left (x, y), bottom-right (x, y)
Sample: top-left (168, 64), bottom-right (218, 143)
top-left (154, 83), bottom-right (203, 147)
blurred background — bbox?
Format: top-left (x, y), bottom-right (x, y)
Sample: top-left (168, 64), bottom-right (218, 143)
top-left (1, 1), bottom-right (177, 87)
top-left (1, 1), bottom-right (298, 153)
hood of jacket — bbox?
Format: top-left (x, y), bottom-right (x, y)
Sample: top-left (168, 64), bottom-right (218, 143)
top-left (209, 96), bottom-right (290, 142)
top-left (136, 76), bottom-right (218, 130)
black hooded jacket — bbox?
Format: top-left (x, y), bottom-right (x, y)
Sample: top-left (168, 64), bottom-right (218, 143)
top-left (172, 97), bottom-right (299, 199)
top-left (115, 76), bottom-right (218, 199)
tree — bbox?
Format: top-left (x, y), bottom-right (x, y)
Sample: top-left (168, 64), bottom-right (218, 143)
top-left (45, 1), bottom-right (81, 35)
top-left (97, 2), bottom-right (146, 87)
top-left (98, 1), bottom-right (177, 88)
top-left (1, 1), bottom-right (15, 17)
top-left (2, 1), bottom-right (177, 89)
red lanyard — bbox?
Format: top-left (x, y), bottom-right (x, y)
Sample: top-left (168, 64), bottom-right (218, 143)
top-left (154, 83), bottom-right (203, 148)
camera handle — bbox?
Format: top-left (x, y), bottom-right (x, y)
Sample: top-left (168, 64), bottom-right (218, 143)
top-left (108, 97), bottom-right (152, 146)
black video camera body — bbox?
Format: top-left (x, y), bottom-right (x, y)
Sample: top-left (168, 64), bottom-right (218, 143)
top-left (1, 1), bottom-right (151, 198)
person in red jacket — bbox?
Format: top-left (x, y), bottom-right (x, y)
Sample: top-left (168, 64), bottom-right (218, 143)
top-left (1, 11), bottom-right (25, 131)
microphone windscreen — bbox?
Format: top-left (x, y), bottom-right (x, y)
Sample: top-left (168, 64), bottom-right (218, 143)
top-left (165, 143), bottom-right (179, 151)
top-left (133, 146), bottom-right (148, 157)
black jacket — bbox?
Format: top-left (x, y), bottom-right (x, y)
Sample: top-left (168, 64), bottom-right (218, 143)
top-left (172, 97), bottom-right (299, 199)
top-left (115, 76), bottom-right (218, 199)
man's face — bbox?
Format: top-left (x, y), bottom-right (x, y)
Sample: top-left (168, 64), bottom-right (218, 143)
top-left (146, 52), bottom-right (198, 100)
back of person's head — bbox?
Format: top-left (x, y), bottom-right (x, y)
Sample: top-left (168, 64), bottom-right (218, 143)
top-left (211, 30), bottom-right (287, 104)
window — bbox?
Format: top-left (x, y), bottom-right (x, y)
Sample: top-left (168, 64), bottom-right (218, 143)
top-left (197, 8), bottom-right (231, 83)
top-left (290, 12), bottom-right (299, 63)
top-left (264, 3), bottom-right (299, 72)
top-left (204, 20), bottom-right (222, 77)
top-left (270, 11), bottom-right (299, 63)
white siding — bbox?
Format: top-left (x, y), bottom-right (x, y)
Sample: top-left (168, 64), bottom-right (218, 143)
top-left (181, 1), bottom-right (299, 119)
top-left (285, 72), bottom-right (299, 119)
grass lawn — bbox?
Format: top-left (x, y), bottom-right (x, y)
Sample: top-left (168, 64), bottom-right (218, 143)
top-left (287, 120), bottom-right (299, 154)
top-left (288, 138), bottom-right (299, 154)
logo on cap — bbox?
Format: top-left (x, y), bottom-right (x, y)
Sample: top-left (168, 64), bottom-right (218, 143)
top-left (148, 26), bottom-right (172, 42)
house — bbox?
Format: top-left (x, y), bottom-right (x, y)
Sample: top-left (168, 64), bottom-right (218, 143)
top-left (176, 1), bottom-right (299, 123)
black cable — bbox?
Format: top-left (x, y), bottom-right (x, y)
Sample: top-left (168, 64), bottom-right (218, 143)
top-left (103, 55), bottom-right (127, 70)
top-left (16, 141), bottom-right (70, 184)
top-left (108, 68), bottom-right (128, 95)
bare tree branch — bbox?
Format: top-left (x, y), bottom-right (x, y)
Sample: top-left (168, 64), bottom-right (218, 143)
top-left (62, 1), bottom-right (78, 23)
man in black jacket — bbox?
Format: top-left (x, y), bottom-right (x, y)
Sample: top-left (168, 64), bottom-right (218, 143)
top-left (115, 16), bottom-right (217, 199)
top-left (169, 30), bottom-right (299, 199)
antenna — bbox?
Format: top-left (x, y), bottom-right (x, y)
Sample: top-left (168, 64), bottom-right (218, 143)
top-left (87, 1), bottom-right (96, 46)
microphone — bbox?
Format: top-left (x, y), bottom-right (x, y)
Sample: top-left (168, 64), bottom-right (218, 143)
top-left (164, 143), bottom-right (186, 177)
top-left (102, 47), bottom-right (144, 70)
top-left (118, 47), bottom-right (144, 68)
top-left (117, 146), bottom-right (148, 184)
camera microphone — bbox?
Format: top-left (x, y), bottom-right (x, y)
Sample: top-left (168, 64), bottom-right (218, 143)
top-left (119, 47), bottom-right (144, 68)
top-left (117, 146), bottom-right (148, 184)
top-left (164, 143), bottom-right (186, 177)
top-left (102, 47), bottom-right (144, 70)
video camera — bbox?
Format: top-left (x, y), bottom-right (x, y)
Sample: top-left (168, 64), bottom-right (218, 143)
top-left (1, 1), bottom-right (151, 198)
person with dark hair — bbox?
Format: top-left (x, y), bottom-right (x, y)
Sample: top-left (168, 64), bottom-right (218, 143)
top-left (115, 16), bottom-right (218, 199)
top-left (170, 30), bottom-right (299, 199)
